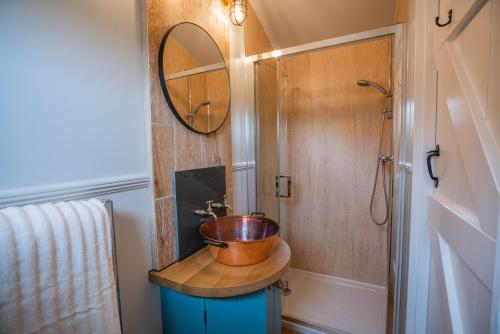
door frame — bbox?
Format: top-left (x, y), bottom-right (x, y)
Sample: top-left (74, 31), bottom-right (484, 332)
top-left (245, 26), bottom-right (397, 64)
top-left (400, 0), bottom-right (436, 333)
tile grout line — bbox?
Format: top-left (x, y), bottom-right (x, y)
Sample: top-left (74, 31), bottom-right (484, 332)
top-left (155, 195), bottom-right (173, 201)
top-left (151, 122), bottom-right (173, 126)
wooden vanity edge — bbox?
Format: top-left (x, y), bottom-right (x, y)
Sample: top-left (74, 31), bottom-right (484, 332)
top-left (148, 239), bottom-right (291, 298)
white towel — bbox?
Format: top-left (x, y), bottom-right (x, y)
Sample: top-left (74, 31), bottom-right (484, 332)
top-left (0, 199), bottom-right (121, 334)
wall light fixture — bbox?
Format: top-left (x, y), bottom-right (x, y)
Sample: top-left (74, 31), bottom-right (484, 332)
top-left (222, 0), bottom-right (247, 26)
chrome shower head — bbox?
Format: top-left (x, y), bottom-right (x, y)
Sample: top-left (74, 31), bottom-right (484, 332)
top-left (357, 80), bottom-right (389, 97)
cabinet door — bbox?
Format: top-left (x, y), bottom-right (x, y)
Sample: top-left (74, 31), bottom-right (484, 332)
top-left (160, 287), bottom-right (205, 334)
top-left (204, 295), bottom-right (237, 334)
top-left (205, 288), bottom-right (280, 334)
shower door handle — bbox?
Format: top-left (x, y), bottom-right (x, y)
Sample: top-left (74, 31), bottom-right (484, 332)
top-left (426, 145), bottom-right (440, 188)
top-left (276, 176), bottom-right (292, 198)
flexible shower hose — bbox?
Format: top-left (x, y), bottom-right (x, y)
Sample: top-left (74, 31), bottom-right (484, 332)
top-left (369, 113), bottom-right (391, 226)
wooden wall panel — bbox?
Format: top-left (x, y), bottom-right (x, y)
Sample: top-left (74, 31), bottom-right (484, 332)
top-left (244, 3), bottom-right (273, 56)
top-left (282, 37), bottom-right (392, 286)
top-left (147, 0), bottom-right (232, 270)
top-left (393, 0), bottom-right (408, 23)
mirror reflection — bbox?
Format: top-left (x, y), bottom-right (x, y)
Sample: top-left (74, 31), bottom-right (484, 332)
top-left (159, 22), bottom-right (230, 134)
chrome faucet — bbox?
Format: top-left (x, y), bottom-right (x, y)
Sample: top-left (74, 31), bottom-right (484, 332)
top-left (211, 194), bottom-right (232, 214)
top-left (194, 200), bottom-right (218, 220)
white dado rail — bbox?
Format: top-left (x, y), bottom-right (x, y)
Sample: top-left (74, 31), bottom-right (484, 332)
top-left (0, 163), bottom-right (252, 208)
top-left (232, 161), bottom-right (256, 215)
top-left (232, 161), bottom-right (255, 172)
top-left (0, 164), bottom-right (252, 209)
top-left (0, 174), bottom-right (150, 209)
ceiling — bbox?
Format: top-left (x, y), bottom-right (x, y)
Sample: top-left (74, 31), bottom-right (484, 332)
top-left (249, 0), bottom-right (396, 49)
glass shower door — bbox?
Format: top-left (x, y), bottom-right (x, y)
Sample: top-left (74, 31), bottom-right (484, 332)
top-left (276, 65), bottom-right (289, 239)
top-left (254, 58), bottom-right (288, 234)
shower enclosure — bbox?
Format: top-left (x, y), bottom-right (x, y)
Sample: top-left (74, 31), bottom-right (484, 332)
top-left (253, 30), bottom-right (405, 334)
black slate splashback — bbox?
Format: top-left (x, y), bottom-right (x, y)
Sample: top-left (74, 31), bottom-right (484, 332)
top-left (173, 166), bottom-right (226, 260)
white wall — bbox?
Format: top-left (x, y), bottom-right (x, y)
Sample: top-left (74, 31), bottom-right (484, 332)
top-left (104, 188), bottom-right (161, 334)
top-left (0, 1), bottom-right (162, 333)
top-left (0, 0), bottom-right (148, 188)
top-left (230, 24), bottom-right (256, 215)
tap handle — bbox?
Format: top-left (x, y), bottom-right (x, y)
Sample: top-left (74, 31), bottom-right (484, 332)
top-left (223, 194), bottom-right (232, 214)
top-left (206, 200), bottom-right (214, 211)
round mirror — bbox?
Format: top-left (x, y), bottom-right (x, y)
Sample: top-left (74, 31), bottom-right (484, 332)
top-left (159, 22), bottom-right (230, 134)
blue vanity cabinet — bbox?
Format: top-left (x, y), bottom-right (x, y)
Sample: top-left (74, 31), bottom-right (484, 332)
top-left (160, 287), bottom-right (206, 334)
top-left (160, 286), bottom-right (282, 334)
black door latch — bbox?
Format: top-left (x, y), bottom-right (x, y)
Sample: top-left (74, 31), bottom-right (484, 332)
top-left (426, 145), bottom-right (440, 188)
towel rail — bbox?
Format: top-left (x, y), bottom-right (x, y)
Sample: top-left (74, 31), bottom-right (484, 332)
top-left (102, 199), bottom-right (123, 334)
top-left (0, 198), bottom-right (123, 332)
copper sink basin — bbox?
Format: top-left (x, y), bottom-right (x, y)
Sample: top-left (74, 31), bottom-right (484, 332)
top-left (199, 215), bottom-right (280, 266)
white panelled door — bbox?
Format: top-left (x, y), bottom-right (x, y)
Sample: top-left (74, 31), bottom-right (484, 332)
top-left (427, 0), bottom-right (500, 333)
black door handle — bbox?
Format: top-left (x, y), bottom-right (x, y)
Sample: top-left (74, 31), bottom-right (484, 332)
top-left (426, 145), bottom-right (440, 188)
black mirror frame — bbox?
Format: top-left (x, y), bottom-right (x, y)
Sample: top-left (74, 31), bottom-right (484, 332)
top-left (158, 22), bottom-right (231, 135)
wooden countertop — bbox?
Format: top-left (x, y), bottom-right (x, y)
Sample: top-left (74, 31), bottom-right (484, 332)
top-left (149, 239), bottom-right (291, 298)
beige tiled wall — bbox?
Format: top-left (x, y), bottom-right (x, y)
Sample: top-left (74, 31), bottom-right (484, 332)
top-left (147, 0), bottom-right (233, 270)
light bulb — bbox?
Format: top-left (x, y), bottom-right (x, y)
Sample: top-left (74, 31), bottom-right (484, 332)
top-left (234, 6), bottom-right (244, 24)
top-left (230, 0), bottom-right (247, 26)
